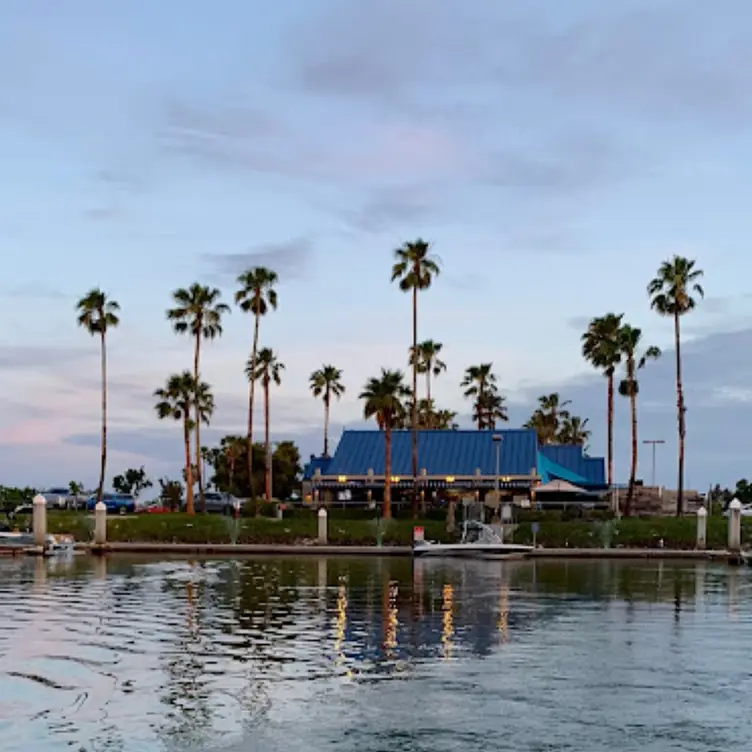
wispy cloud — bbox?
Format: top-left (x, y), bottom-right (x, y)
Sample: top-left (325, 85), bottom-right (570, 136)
top-left (203, 237), bottom-right (314, 281)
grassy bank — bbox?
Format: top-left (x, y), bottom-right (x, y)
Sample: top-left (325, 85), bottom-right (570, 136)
top-left (16, 510), bottom-right (746, 549)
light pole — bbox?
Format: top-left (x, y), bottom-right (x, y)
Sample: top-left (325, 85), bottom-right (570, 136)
top-left (492, 434), bottom-right (502, 528)
top-left (642, 439), bottom-right (665, 488)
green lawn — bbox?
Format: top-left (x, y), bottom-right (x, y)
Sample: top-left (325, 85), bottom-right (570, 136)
top-left (16, 510), bottom-right (746, 549)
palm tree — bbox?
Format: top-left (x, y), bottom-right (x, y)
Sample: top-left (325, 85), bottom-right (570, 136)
top-left (474, 391), bottom-right (508, 429)
top-left (76, 288), bottom-right (120, 505)
top-left (617, 324), bottom-right (661, 516)
top-left (581, 313), bottom-right (624, 486)
top-left (648, 256), bottom-right (704, 515)
top-left (434, 409), bottom-right (459, 430)
top-left (461, 364), bottom-right (498, 429)
top-left (524, 393), bottom-right (571, 444)
top-left (391, 239), bottom-right (441, 517)
top-left (235, 267), bottom-right (279, 498)
top-left (167, 284), bottom-right (229, 510)
top-left (409, 339), bottom-right (446, 402)
top-left (360, 369), bottom-right (410, 519)
top-left (558, 415), bottom-right (591, 445)
top-left (154, 372), bottom-right (215, 515)
top-left (309, 365), bottom-right (346, 457)
top-left (247, 348), bottom-right (284, 501)
top-left (221, 436), bottom-right (247, 495)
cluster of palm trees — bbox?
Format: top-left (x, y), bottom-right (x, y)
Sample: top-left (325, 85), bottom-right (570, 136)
top-left (581, 257), bottom-right (704, 515)
top-left (75, 241), bottom-right (702, 519)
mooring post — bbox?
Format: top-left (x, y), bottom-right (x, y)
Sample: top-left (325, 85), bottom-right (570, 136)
top-left (32, 494), bottom-right (47, 548)
top-left (696, 505), bottom-right (707, 550)
top-left (317, 507), bottom-right (328, 544)
top-left (94, 501), bottom-right (107, 545)
top-left (728, 498), bottom-right (741, 553)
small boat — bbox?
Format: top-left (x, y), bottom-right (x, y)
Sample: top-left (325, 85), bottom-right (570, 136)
top-left (0, 531), bottom-right (76, 555)
top-left (413, 520), bottom-right (534, 558)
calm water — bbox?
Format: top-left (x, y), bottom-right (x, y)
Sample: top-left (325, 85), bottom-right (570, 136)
top-left (0, 556), bottom-right (750, 751)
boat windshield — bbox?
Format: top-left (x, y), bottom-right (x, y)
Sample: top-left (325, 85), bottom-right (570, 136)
top-left (461, 520), bottom-right (503, 544)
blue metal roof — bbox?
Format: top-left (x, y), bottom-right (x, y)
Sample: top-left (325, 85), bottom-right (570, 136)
top-left (302, 455), bottom-right (332, 480)
top-left (323, 429), bottom-right (539, 477)
top-left (539, 445), bottom-right (606, 487)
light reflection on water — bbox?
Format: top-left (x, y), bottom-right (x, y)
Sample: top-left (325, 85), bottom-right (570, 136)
top-left (0, 556), bottom-right (751, 751)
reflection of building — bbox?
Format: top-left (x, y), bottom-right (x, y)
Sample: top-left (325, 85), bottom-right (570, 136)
top-left (303, 429), bottom-right (606, 505)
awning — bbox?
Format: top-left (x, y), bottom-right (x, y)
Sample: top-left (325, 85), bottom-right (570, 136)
top-left (535, 479), bottom-right (595, 495)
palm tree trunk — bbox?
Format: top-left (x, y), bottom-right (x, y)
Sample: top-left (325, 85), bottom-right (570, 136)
top-left (264, 376), bottom-right (272, 501)
top-left (675, 312), bottom-right (685, 517)
top-left (607, 372), bottom-right (614, 487)
top-left (98, 329), bottom-right (107, 505)
top-left (384, 421), bottom-right (393, 520)
top-left (247, 306), bottom-right (260, 498)
top-left (194, 332), bottom-right (204, 512)
top-left (626, 366), bottom-right (638, 517)
top-left (184, 415), bottom-right (195, 515)
top-left (229, 459), bottom-right (235, 496)
top-left (426, 368), bottom-right (431, 403)
top-left (411, 285), bottom-right (419, 519)
top-left (323, 392), bottom-right (330, 457)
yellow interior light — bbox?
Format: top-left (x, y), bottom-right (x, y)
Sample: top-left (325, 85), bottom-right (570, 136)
top-left (446, 476), bottom-right (455, 483)
top-left (338, 475), bottom-right (347, 483)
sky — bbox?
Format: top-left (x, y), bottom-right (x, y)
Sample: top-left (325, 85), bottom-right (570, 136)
top-left (2, 0), bottom-right (752, 492)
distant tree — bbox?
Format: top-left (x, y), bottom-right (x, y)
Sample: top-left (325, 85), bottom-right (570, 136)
top-left (68, 481), bottom-right (85, 496)
top-left (167, 283), bottom-right (229, 510)
top-left (617, 324), bottom-right (661, 516)
top-left (360, 369), bottom-right (410, 519)
top-left (392, 239), bottom-right (441, 518)
top-left (409, 339), bottom-right (446, 402)
top-left (648, 256), bottom-right (704, 515)
top-left (76, 288), bottom-right (120, 505)
top-left (112, 466), bottom-right (152, 497)
top-left (247, 348), bottom-right (285, 501)
top-left (158, 478), bottom-right (183, 511)
top-left (581, 313), bottom-right (624, 486)
top-left (309, 365), bottom-right (346, 457)
top-left (235, 267), bottom-right (279, 497)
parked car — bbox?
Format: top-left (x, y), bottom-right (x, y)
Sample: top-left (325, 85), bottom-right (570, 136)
top-left (86, 493), bottom-right (136, 515)
top-left (136, 500), bottom-right (173, 514)
top-left (40, 487), bottom-right (73, 510)
top-left (184, 492), bottom-right (241, 515)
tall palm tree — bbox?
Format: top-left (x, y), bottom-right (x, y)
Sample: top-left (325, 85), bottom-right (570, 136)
top-left (391, 239), bottom-right (441, 517)
top-left (154, 372), bottom-right (215, 515)
top-left (167, 284), bottom-right (229, 510)
top-left (461, 364), bottom-right (497, 429)
top-left (648, 256), bottom-right (704, 515)
top-left (247, 348), bottom-right (284, 501)
top-left (581, 313), bottom-right (624, 486)
top-left (76, 288), bottom-right (120, 505)
top-left (360, 369), bottom-right (410, 520)
top-left (617, 324), bottom-right (661, 516)
top-left (309, 365), bottom-right (346, 457)
top-left (235, 267), bottom-right (279, 498)
top-left (524, 393), bottom-right (572, 444)
top-left (409, 339), bottom-right (446, 402)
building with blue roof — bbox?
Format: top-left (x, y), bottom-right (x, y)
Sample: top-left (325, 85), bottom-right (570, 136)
top-left (303, 429), bottom-right (606, 502)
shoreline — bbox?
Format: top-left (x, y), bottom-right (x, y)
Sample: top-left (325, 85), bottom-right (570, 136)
top-left (22, 542), bottom-right (735, 562)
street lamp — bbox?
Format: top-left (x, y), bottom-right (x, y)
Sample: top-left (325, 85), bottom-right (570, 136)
top-left (642, 439), bottom-right (665, 488)
top-left (492, 434), bottom-right (502, 526)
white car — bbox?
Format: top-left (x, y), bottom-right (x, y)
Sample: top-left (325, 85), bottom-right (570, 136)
top-left (41, 488), bottom-right (73, 510)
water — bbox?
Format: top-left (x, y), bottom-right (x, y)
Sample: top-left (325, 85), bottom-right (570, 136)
top-left (0, 556), bottom-right (750, 751)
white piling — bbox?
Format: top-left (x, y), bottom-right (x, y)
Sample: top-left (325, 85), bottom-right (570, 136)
top-left (32, 494), bottom-right (47, 548)
top-left (94, 501), bottom-right (107, 545)
top-left (317, 507), bottom-right (328, 544)
top-left (728, 498), bottom-right (741, 552)
top-left (696, 505), bottom-right (707, 550)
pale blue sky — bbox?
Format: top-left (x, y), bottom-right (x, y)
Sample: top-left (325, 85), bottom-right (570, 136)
top-left (2, 0), bottom-right (752, 491)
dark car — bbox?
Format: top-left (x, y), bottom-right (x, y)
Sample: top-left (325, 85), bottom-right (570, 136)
top-left (86, 493), bottom-right (136, 515)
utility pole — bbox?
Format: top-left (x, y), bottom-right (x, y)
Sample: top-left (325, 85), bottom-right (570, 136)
top-left (642, 439), bottom-right (665, 488)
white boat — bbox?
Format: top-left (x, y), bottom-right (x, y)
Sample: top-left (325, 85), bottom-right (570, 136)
top-left (413, 520), bottom-right (534, 558)
top-left (0, 531), bottom-right (76, 555)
